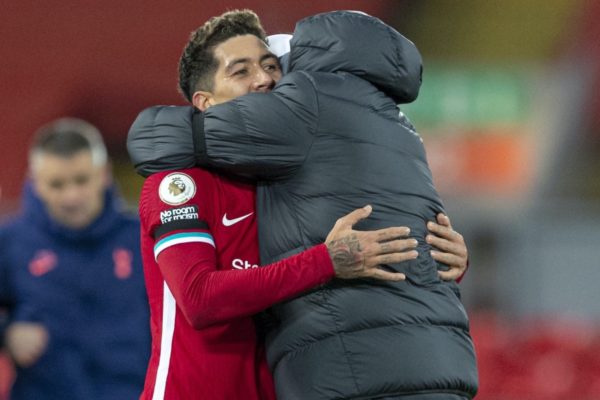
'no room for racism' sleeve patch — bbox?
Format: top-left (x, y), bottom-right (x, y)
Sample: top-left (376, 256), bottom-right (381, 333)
top-left (154, 205), bottom-right (208, 240)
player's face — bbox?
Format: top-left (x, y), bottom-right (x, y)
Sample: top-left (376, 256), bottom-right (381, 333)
top-left (31, 150), bottom-right (109, 229)
top-left (192, 34), bottom-right (282, 110)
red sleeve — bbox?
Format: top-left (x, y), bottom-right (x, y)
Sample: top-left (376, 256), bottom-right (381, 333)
top-left (158, 243), bottom-right (333, 329)
top-left (141, 169), bottom-right (334, 330)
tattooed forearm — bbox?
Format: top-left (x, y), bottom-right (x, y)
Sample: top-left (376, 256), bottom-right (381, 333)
top-left (326, 234), bottom-right (366, 278)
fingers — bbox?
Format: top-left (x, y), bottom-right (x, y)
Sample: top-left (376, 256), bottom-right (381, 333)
top-left (336, 205), bottom-right (372, 229)
top-left (428, 216), bottom-right (464, 256)
top-left (326, 206), bottom-right (372, 243)
top-left (436, 213), bottom-right (452, 228)
top-left (426, 220), bottom-right (454, 240)
top-left (426, 224), bottom-right (465, 255)
top-left (373, 238), bottom-right (418, 255)
top-left (438, 268), bottom-right (462, 281)
top-left (372, 226), bottom-right (411, 242)
top-left (426, 234), bottom-right (456, 253)
top-left (430, 250), bottom-right (465, 268)
top-left (365, 268), bottom-right (406, 282)
top-left (370, 250), bottom-right (418, 266)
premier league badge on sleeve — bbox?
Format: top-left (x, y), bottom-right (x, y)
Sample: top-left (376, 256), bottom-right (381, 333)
top-left (158, 172), bottom-right (196, 205)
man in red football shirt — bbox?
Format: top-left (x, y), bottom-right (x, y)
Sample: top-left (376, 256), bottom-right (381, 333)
top-left (133, 10), bottom-right (469, 400)
top-left (139, 168), bottom-right (419, 399)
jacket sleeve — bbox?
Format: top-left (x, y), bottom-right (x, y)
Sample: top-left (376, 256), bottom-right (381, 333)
top-left (127, 106), bottom-right (197, 178)
top-left (196, 72), bottom-right (318, 180)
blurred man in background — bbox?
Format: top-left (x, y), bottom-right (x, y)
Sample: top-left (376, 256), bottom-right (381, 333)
top-left (0, 118), bottom-right (150, 399)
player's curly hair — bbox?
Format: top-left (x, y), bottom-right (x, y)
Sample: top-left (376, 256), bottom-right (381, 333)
top-left (178, 9), bottom-right (267, 102)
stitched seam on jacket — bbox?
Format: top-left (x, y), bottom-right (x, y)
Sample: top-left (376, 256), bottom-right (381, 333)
top-left (314, 82), bottom-right (400, 123)
top-left (318, 288), bottom-right (362, 395)
top-left (279, 321), bottom-right (469, 356)
top-left (293, 71), bottom-right (363, 393)
top-left (236, 102), bottom-right (264, 178)
top-left (294, 71), bottom-right (320, 250)
top-left (344, 388), bottom-right (473, 400)
top-left (387, 22), bottom-right (402, 95)
top-left (235, 99), bottom-right (302, 179)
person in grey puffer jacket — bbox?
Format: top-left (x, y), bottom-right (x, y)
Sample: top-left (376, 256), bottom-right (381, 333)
top-left (128, 10), bottom-right (478, 400)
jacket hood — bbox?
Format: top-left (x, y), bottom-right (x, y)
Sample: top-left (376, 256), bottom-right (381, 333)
top-left (288, 10), bottom-right (422, 104)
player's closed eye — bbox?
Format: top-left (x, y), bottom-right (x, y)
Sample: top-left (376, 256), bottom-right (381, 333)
top-left (232, 68), bottom-right (248, 76)
top-left (263, 63), bottom-right (279, 72)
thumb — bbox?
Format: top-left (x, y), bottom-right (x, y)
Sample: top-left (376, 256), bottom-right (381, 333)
top-left (339, 205), bottom-right (372, 228)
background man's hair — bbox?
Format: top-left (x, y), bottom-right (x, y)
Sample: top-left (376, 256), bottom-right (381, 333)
top-left (178, 9), bottom-right (267, 102)
top-left (29, 118), bottom-right (108, 171)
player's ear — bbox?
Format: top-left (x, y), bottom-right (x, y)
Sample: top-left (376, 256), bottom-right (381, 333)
top-left (192, 91), bottom-right (214, 111)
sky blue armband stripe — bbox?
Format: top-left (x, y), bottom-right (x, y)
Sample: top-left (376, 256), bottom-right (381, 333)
top-left (154, 232), bottom-right (215, 260)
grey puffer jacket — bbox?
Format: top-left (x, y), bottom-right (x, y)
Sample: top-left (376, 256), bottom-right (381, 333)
top-left (128, 10), bottom-right (478, 400)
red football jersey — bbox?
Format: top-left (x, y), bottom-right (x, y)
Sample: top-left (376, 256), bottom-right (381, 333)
top-left (138, 168), bottom-right (333, 400)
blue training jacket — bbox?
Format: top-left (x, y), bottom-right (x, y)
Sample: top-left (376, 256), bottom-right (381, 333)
top-left (0, 183), bottom-right (150, 400)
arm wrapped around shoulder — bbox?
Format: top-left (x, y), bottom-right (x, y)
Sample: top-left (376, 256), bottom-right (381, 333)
top-left (127, 105), bottom-right (197, 177)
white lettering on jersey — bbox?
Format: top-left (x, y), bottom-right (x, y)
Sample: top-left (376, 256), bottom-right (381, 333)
top-left (232, 259), bottom-right (259, 270)
top-left (160, 205), bottom-right (199, 224)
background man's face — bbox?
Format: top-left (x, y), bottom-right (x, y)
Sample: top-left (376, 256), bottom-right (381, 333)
top-left (31, 150), bottom-right (108, 229)
top-left (194, 34), bottom-right (282, 109)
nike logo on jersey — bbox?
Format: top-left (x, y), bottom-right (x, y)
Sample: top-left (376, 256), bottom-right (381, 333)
top-left (222, 212), bottom-right (253, 227)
